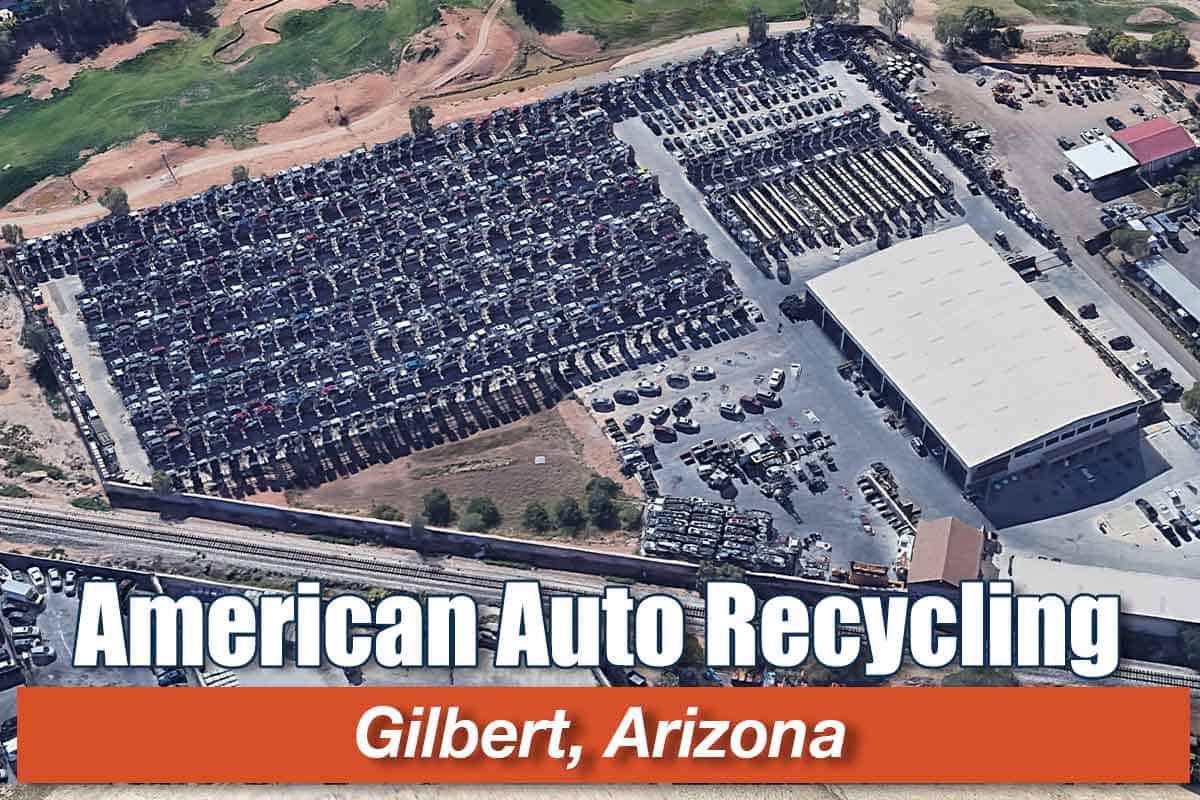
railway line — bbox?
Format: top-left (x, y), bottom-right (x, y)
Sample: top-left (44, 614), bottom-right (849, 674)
top-left (0, 503), bottom-right (709, 622)
top-left (1, 503), bottom-right (1197, 691)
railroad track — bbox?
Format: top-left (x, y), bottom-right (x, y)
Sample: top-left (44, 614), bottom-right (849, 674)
top-left (1112, 665), bottom-right (1200, 690)
top-left (0, 504), bottom-right (708, 621)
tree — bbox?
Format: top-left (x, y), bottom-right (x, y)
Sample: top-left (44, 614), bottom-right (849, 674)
top-left (409, 104), bottom-right (435, 137)
top-left (1086, 26), bottom-right (1118, 54)
top-left (694, 560), bottom-right (747, 592)
top-left (370, 503), bottom-right (403, 521)
top-left (465, 496), bottom-right (500, 529)
top-left (934, 12), bottom-right (965, 46)
top-left (586, 476), bottom-right (620, 497)
top-left (1181, 624), bottom-right (1200, 670)
top-left (522, 502), bottom-right (551, 532)
top-left (1003, 26), bottom-right (1022, 49)
top-left (98, 186), bottom-right (129, 217)
top-left (1182, 383), bottom-right (1200, 420)
top-left (514, 0), bottom-right (564, 33)
top-left (747, 5), bottom-right (768, 45)
top-left (19, 322), bottom-right (51, 359)
top-left (618, 502), bottom-right (643, 531)
top-left (1112, 227), bottom-right (1151, 259)
top-left (878, 0), bottom-right (914, 38)
top-left (1107, 34), bottom-right (1142, 65)
top-left (960, 5), bottom-right (999, 45)
top-left (459, 512), bottom-right (487, 532)
top-left (151, 470), bottom-right (174, 495)
top-left (587, 488), bottom-right (617, 529)
top-left (1, 224), bottom-right (23, 245)
top-left (231, 165), bottom-right (249, 183)
top-left (554, 496), bottom-right (585, 533)
top-left (422, 488), bottom-right (452, 525)
top-left (806, 0), bottom-right (856, 22)
top-left (1143, 29), bottom-right (1191, 66)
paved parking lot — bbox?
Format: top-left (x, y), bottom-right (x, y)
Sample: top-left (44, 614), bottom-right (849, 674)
top-left (582, 324), bottom-right (988, 573)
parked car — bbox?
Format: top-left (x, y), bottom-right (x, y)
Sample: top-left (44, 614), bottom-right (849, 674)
top-left (613, 389), bottom-right (639, 405)
top-left (673, 417), bottom-right (699, 433)
top-left (691, 365), bottom-right (715, 380)
top-left (635, 380), bottom-right (660, 397)
top-left (591, 397), bottom-right (614, 412)
top-left (653, 425), bottom-right (677, 442)
top-left (28, 643), bottom-right (55, 667)
top-left (719, 401), bottom-right (742, 419)
top-left (649, 405), bottom-right (670, 424)
top-left (1053, 173), bottom-right (1073, 191)
top-left (767, 368), bottom-right (786, 391)
top-left (1136, 498), bottom-right (1157, 521)
top-left (623, 414), bottom-right (645, 432)
top-left (63, 571), bottom-right (76, 597)
top-left (25, 568), bottom-right (44, 591)
top-left (672, 397), bottom-right (692, 417)
top-left (910, 437), bottom-right (927, 457)
top-left (47, 569), bottom-right (61, 593)
top-left (739, 395), bottom-right (762, 412)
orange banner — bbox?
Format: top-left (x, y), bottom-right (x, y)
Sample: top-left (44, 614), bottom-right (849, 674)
top-left (18, 686), bottom-right (1190, 783)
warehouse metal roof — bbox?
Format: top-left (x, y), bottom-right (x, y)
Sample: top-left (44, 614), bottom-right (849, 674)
top-left (1137, 253), bottom-right (1200, 322)
top-left (806, 226), bottom-right (1142, 469)
top-left (1064, 139), bottom-right (1138, 181)
top-left (1111, 117), bottom-right (1196, 165)
top-left (1010, 556), bottom-right (1200, 624)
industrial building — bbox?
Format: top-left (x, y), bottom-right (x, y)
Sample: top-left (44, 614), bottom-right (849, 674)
top-left (805, 226), bottom-right (1144, 489)
top-left (1134, 252), bottom-right (1200, 338)
top-left (1110, 117), bottom-right (1196, 178)
top-left (1010, 556), bottom-right (1199, 637)
top-left (1064, 138), bottom-right (1138, 196)
top-left (905, 517), bottom-right (985, 589)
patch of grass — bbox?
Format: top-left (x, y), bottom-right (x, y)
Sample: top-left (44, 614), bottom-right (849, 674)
top-left (483, 558), bottom-right (533, 570)
top-left (310, 533), bottom-right (360, 545)
top-left (0, 0), bottom-right (438, 206)
top-left (0, 484), bottom-right (31, 498)
top-left (4, 453), bottom-right (63, 480)
top-left (70, 495), bottom-right (111, 511)
top-left (551, 0), bottom-right (808, 48)
top-left (1011, 0), bottom-right (1196, 31)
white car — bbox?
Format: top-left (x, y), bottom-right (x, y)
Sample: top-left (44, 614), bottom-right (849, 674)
top-left (47, 568), bottom-right (61, 592)
top-left (25, 568), bottom-right (44, 591)
top-left (1080, 129), bottom-right (1095, 143)
top-left (1167, 488), bottom-right (1183, 506)
top-left (691, 365), bottom-right (715, 380)
top-left (63, 571), bottom-right (77, 597)
top-left (768, 368), bottom-right (786, 391)
top-left (649, 405), bottom-right (670, 424)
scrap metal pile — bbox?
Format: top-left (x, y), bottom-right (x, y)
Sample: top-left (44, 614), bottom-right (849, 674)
top-left (640, 495), bottom-right (798, 573)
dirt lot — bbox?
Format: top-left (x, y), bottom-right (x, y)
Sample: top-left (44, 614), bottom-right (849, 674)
top-left (0, 293), bottom-right (97, 499)
top-left (285, 403), bottom-right (641, 546)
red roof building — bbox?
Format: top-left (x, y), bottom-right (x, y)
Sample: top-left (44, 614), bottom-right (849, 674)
top-left (1111, 117), bottom-right (1196, 172)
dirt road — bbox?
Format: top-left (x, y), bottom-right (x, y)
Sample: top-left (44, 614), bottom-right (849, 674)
top-left (427, 0), bottom-right (507, 91)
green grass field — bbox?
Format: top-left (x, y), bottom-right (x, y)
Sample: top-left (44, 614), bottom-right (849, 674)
top-left (0, 0), bottom-right (437, 207)
top-left (552, 0), bottom-right (807, 48)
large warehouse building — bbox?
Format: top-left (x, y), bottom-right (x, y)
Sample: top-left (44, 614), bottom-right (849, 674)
top-left (806, 226), bottom-right (1144, 489)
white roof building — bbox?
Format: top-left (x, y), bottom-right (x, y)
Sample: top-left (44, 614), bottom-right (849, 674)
top-left (1010, 555), bottom-right (1200, 628)
top-left (806, 226), bottom-right (1142, 483)
top-left (1065, 138), bottom-right (1139, 182)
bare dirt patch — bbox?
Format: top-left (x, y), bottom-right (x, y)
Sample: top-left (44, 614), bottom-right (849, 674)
top-left (540, 31), bottom-right (603, 59)
top-left (555, 397), bottom-right (641, 497)
top-left (0, 293), bottom-right (96, 499)
top-left (0, 26), bottom-right (185, 101)
top-left (215, 0), bottom-right (359, 64)
top-left (1127, 6), bottom-right (1178, 25)
top-left (3, 177), bottom-right (86, 215)
top-left (289, 405), bottom-right (639, 547)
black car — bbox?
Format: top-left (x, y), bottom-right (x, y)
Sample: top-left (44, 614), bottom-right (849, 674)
top-left (1053, 173), bottom-right (1073, 191)
top-left (1108, 335), bottom-right (1133, 350)
top-left (613, 389), bottom-right (639, 405)
top-left (1136, 498), bottom-right (1158, 522)
top-left (623, 414), bottom-right (644, 432)
top-left (672, 397), bottom-right (692, 416)
top-left (1105, 116), bottom-right (1125, 130)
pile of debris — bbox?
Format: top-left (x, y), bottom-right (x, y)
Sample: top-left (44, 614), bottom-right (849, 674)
top-left (640, 495), bottom-right (799, 573)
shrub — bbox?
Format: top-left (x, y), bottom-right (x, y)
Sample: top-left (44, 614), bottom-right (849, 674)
top-left (422, 488), bottom-right (452, 525)
top-left (465, 497), bottom-right (500, 529)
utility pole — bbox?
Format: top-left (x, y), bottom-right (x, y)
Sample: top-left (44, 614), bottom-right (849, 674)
top-left (161, 153), bottom-right (178, 185)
